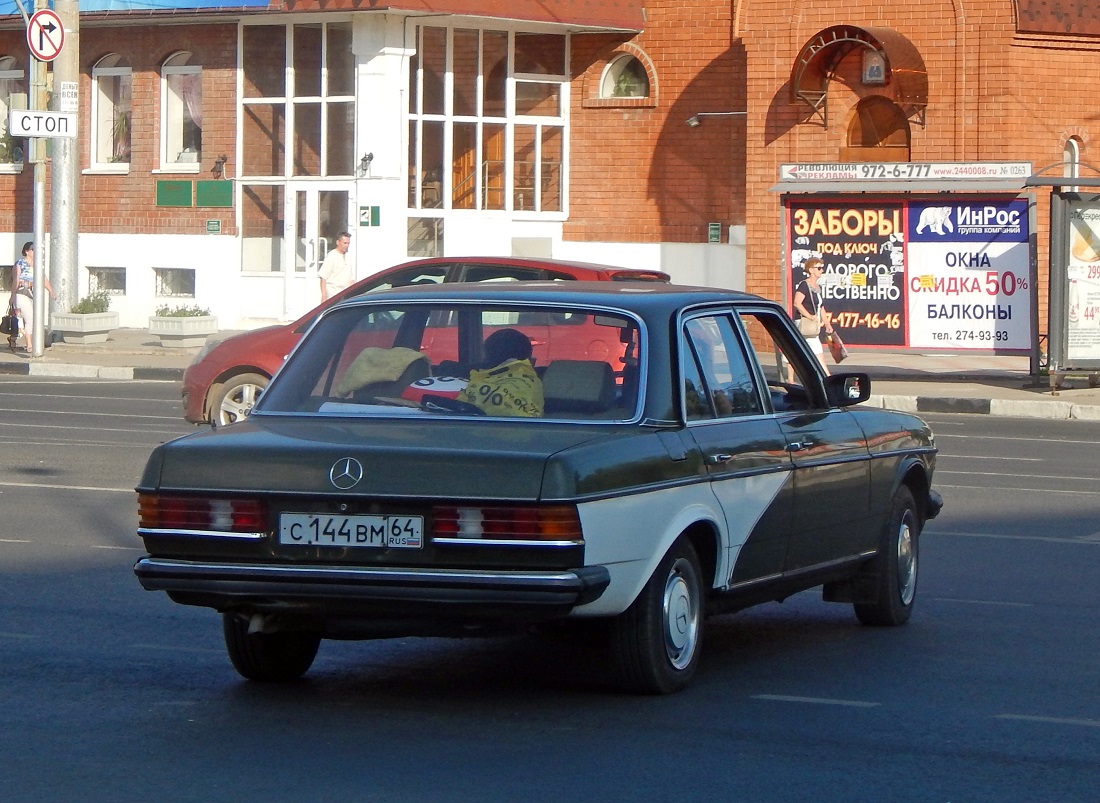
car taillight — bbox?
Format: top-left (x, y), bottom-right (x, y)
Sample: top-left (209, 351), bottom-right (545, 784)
top-left (138, 494), bottom-right (268, 533)
top-left (432, 505), bottom-right (582, 542)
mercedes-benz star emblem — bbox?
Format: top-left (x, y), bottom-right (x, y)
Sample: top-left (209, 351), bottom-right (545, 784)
top-left (329, 457), bottom-right (364, 490)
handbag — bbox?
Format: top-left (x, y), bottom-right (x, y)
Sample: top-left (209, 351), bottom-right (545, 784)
top-left (0, 313), bottom-right (19, 337)
top-left (827, 331), bottom-right (849, 363)
top-left (797, 315), bottom-right (821, 338)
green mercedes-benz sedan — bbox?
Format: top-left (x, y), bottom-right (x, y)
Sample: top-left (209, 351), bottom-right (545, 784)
top-left (135, 277), bottom-right (941, 694)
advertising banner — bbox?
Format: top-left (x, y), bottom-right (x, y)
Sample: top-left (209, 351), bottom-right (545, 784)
top-left (786, 197), bottom-right (1032, 350)
top-left (1065, 201), bottom-right (1100, 362)
top-left (788, 202), bottom-right (906, 346)
top-left (906, 198), bottom-right (1031, 350)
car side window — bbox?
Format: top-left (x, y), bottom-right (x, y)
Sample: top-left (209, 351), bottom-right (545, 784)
top-left (683, 314), bottom-right (763, 420)
top-left (461, 266), bottom-right (545, 283)
top-left (350, 267), bottom-right (448, 296)
top-left (737, 309), bottom-right (827, 412)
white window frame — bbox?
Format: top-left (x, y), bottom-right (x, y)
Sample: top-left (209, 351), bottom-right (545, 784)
top-left (0, 55), bottom-right (25, 173)
top-left (154, 267), bottom-right (196, 297)
top-left (89, 54), bottom-right (132, 173)
top-left (238, 19), bottom-right (356, 180)
top-left (599, 53), bottom-right (649, 99)
top-left (159, 51), bottom-right (202, 173)
top-left (407, 25), bottom-right (569, 217)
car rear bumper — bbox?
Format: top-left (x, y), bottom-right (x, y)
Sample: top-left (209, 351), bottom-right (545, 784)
top-left (134, 557), bottom-right (610, 613)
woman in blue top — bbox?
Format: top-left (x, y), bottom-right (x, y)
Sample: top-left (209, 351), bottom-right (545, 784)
top-left (8, 241), bottom-right (53, 354)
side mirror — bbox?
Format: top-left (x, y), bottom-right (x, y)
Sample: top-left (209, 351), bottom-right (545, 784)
top-left (825, 372), bottom-right (871, 407)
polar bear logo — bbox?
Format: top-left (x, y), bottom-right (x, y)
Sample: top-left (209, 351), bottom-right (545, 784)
top-left (916, 206), bottom-right (954, 235)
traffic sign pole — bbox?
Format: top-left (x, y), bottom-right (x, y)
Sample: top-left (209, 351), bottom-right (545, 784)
top-left (29, 0), bottom-right (49, 357)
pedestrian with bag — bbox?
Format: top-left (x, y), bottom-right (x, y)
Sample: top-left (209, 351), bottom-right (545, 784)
top-left (793, 257), bottom-right (834, 375)
top-left (8, 241), bottom-right (53, 354)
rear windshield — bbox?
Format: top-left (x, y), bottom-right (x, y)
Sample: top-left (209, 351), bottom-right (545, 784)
top-left (256, 301), bottom-right (643, 422)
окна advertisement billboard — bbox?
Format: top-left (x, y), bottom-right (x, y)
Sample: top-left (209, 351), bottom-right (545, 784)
top-left (787, 197), bottom-right (1032, 350)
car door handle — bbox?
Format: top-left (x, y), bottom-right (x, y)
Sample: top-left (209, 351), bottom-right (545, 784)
top-left (707, 453), bottom-right (733, 464)
top-left (787, 440), bottom-right (809, 452)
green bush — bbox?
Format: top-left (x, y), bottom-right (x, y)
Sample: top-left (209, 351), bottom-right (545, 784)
top-left (155, 304), bottom-right (212, 317)
top-left (70, 291), bottom-right (111, 314)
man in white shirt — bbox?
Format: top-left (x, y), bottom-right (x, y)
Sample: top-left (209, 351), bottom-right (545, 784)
top-left (318, 231), bottom-right (353, 300)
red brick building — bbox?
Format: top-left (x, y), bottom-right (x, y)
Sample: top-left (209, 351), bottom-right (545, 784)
top-left (0, 0), bottom-right (1093, 340)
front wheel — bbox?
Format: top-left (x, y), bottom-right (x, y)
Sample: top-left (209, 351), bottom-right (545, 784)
top-left (222, 613), bottom-right (321, 682)
top-left (611, 538), bottom-right (705, 694)
top-left (854, 486), bottom-right (919, 626)
top-left (211, 372), bottom-right (269, 426)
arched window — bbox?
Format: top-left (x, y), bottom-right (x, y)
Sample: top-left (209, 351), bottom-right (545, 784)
top-left (600, 54), bottom-right (649, 98)
top-left (1064, 137), bottom-right (1082, 193)
top-left (0, 55), bottom-right (26, 166)
top-left (161, 51), bottom-right (202, 170)
top-left (91, 54), bottom-right (132, 169)
top-left (842, 96), bottom-right (910, 162)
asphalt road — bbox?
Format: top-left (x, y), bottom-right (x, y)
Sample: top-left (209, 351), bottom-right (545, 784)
top-left (1, 378), bottom-right (1098, 802)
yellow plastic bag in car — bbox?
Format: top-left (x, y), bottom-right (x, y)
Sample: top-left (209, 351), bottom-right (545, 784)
top-left (458, 358), bottom-right (544, 417)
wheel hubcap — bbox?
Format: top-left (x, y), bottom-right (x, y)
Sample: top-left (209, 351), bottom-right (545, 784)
top-left (219, 384), bottom-right (263, 425)
top-left (897, 513), bottom-right (917, 605)
top-left (662, 559), bottom-right (699, 670)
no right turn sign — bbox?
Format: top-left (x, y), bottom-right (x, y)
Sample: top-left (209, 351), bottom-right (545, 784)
top-left (27, 9), bottom-right (65, 62)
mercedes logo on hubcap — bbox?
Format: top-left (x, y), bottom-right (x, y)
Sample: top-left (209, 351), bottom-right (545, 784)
top-left (329, 457), bottom-right (364, 490)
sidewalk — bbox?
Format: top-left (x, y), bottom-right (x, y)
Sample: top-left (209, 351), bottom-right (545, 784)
top-left (2, 328), bottom-right (1100, 420)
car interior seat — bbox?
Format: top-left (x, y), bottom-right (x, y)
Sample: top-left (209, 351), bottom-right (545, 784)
top-left (542, 359), bottom-right (616, 415)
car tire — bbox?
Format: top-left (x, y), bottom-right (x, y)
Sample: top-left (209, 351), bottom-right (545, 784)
top-left (611, 537), bottom-right (704, 694)
top-left (854, 486), bottom-right (919, 627)
top-left (211, 372), bottom-right (268, 427)
top-left (222, 613), bottom-right (321, 682)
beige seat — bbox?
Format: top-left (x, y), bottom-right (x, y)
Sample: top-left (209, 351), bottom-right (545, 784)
top-left (542, 360), bottom-right (616, 414)
top-left (336, 347), bottom-right (430, 399)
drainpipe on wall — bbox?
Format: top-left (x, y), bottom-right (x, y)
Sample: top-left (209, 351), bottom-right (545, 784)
top-left (49, 0), bottom-right (78, 326)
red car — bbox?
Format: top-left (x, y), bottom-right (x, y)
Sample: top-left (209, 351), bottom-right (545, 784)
top-left (182, 256), bottom-right (670, 425)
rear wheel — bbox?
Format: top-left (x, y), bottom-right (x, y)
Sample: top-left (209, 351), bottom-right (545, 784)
top-left (855, 486), bottom-right (919, 626)
top-left (211, 372), bottom-right (268, 426)
top-left (611, 538), bottom-right (704, 694)
top-left (222, 613), bottom-right (321, 682)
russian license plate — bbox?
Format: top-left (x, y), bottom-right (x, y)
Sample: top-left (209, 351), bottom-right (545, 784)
top-left (279, 513), bottom-right (424, 549)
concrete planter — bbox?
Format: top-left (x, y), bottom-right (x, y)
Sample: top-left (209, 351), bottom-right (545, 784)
top-left (149, 315), bottom-right (218, 348)
top-left (51, 311), bottom-right (120, 344)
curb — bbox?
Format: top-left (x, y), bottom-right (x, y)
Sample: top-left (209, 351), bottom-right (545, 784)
top-left (3, 361), bottom-right (1098, 421)
top-left (866, 394), bottom-right (1094, 420)
top-left (0, 361), bottom-right (184, 381)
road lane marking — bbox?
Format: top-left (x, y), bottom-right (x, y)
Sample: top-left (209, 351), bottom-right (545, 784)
top-left (0, 387), bottom-right (179, 400)
top-left (752, 694), bottom-right (879, 708)
top-left (0, 538), bottom-right (32, 543)
top-left (933, 597), bottom-right (1033, 607)
top-left (132, 643), bottom-right (222, 655)
top-left (0, 437), bottom-right (170, 448)
top-left (937, 470), bottom-right (1093, 481)
top-left (937, 454), bottom-right (1042, 461)
top-left (92, 545), bottom-right (143, 551)
top-left (0, 420), bottom-right (184, 431)
top-left (937, 433), bottom-right (1100, 446)
top-left (0, 481), bottom-right (134, 493)
top-left (929, 529), bottom-right (1100, 545)
top-left (0, 409), bottom-right (183, 421)
top-left (936, 483), bottom-right (1100, 497)
top-left (996, 714), bottom-right (1100, 728)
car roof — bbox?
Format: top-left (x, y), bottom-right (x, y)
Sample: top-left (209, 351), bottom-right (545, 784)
top-left (330, 280), bottom-right (768, 313)
top-left (388, 255), bottom-right (671, 281)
